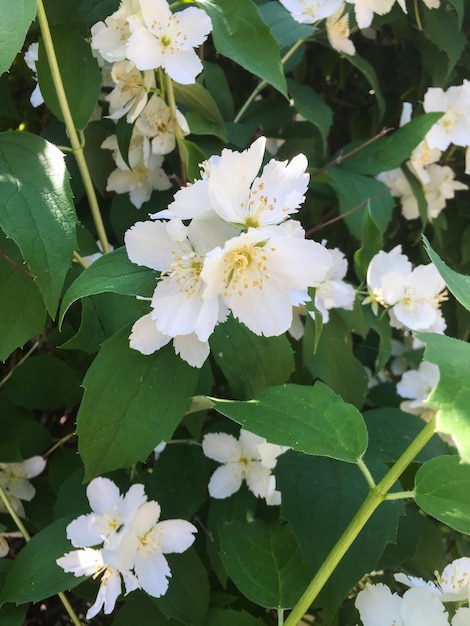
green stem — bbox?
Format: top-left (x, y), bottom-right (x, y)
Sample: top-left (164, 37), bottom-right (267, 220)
top-left (413, 0), bottom-right (423, 31)
top-left (384, 490), bottom-right (415, 501)
top-left (284, 415), bottom-right (437, 626)
top-left (165, 73), bottom-right (187, 182)
top-left (234, 39), bottom-right (306, 124)
top-left (36, 0), bottom-right (110, 254)
top-left (0, 341), bottom-right (40, 390)
top-left (356, 458), bottom-right (376, 489)
top-left (278, 608), bottom-right (284, 626)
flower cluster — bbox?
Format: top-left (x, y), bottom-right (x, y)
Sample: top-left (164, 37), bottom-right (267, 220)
top-left (377, 93), bottom-right (469, 222)
top-left (366, 245), bottom-right (447, 333)
top-left (356, 557), bottom-right (470, 626)
top-left (57, 477), bottom-right (197, 619)
top-left (202, 429), bottom-right (289, 505)
top-left (89, 0), bottom-right (212, 207)
top-left (125, 136), bottom-right (334, 367)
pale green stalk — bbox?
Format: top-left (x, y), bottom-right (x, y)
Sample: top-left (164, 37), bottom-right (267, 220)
top-left (234, 39), bottom-right (306, 124)
top-left (0, 485), bottom-right (83, 626)
top-left (36, 0), bottom-right (110, 254)
top-left (284, 415), bottom-right (437, 626)
top-left (165, 72), bottom-right (187, 181)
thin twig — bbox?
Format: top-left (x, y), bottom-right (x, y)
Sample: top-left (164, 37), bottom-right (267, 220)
top-left (0, 250), bottom-right (34, 279)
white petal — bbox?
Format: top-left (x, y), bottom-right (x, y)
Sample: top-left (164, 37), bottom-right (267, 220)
top-left (208, 464), bottom-right (243, 499)
top-left (129, 314), bottom-right (171, 355)
top-left (57, 548), bottom-right (104, 577)
top-left (202, 432), bottom-right (241, 463)
top-left (126, 27), bottom-right (164, 70)
top-left (21, 456), bottom-right (46, 478)
top-left (157, 519), bottom-right (197, 554)
top-left (163, 48), bottom-right (204, 84)
top-left (172, 334), bottom-right (210, 368)
top-left (131, 501), bottom-right (161, 535)
top-left (86, 568), bottom-right (122, 618)
top-left (135, 550), bottom-right (171, 597)
top-left (355, 583), bottom-right (403, 626)
top-left (401, 586), bottom-right (449, 626)
top-left (245, 462), bottom-right (273, 499)
top-left (86, 477), bottom-right (121, 515)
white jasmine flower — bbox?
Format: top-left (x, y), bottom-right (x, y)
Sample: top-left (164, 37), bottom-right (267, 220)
top-left (278, 0), bottom-right (344, 24)
top-left (396, 557), bottom-right (470, 604)
top-left (356, 582), bottom-right (450, 626)
top-left (167, 137), bottom-right (310, 229)
top-left (57, 547), bottom-right (139, 619)
top-left (90, 0), bottom-right (141, 64)
top-left (396, 361), bottom-right (440, 415)
top-left (365, 244), bottom-right (411, 313)
top-left (202, 429), bottom-right (288, 504)
top-left (135, 93), bottom-right (190, 155)
top-left (423, 81), bottom-right (470, 151)
top-left (200, 226), bottom-right (333, 337)
top-left (24, 42), bottom-right (44, 107)
top-left (326, 5), bottom-right (355, 55)
top-left (65, 477), bottom-right (147, 548)
top-left (102, 131), bottom-right (172, 208)
top-left (117, 501), bottom-right (197, 597)
top-left (126, 0), bottom-right (212, 84)
top-left (125, 217), bottom-right (232, 342)
top-left (106, 60), bottom-right (156, 123)
top-left (0, 456), bottom-right (46, 516)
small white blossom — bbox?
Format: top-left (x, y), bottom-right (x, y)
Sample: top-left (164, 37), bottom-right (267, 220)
top-left (90, 0), bottom-right (141, 64)
top-left (424, 81), bottom-right (470, 151)
top-left (202, 429), bottom-right (288, 504)
top-left (395, 557), bottom-right (470, 604)
top-left (106, 60), bottom-right (155, 123)
top-left (102, 131), bottom-right (172, 208)
top-left (0, 456), bottom-right (46, 517)
top-left (396, 361), bottom-right (440, 415)
top-left (135, 93), bottom-right (189, 155)
top-left (326, 5), bottom-right (355, 56)
top-left (314, 247), bottom-right (355, 322)
top-left (126, 0), bottom-right (212, 84)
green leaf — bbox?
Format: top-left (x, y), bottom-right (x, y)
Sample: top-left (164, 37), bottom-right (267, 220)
top-left (196, 0), bottom-right (287, 97)
top-left (77, 326), bottom-right (198, 480)
top-left (328, 168), bottom-right (394, 240)
top-left (143, 444), bottom-right (210, 520)
top-left (0, 516), bottom-right (85, 605)
top-left (0, 236), bottom-right (46, 361)
top-left (417, 332), bottom-right (470, 463)
top-left (415, 455), bottom-right (470, 534)
top-left (155, 549), bottom-right (209, 626)
top-left (3, 355), bottom-right (82, 410)
top-left (423, 235), bottom-right (470, 312)
top-left (36, 25), bottom-right (102, 130)
top-left (287, 79), bottom-right (332, 155)
top-left (60, 247), bottom-right (158, 325)
top-left (116, 116), bottom-right (134, 169)
top-left (202, 61), bottom-right (234, 121)
top-left (173, 82), bottom-right (227, 141)
top-left (207, 609), bottom-right (265, 626)
top-left (0, 131), bottom-right (77, 316)
top-left (277, 453), bottom-right (403, 617)
top-left (304, 311), bottom-right (369, 409)
top-left (423, 5), bottom-right (466, 78)
top-left (219, 521), bottom-right (311, 608)
top-left (258, 1), bottom-right (314, 47)
top-left (342, 113), bottom-right (443, 175)
top-left (0, 0), bottom-right (37, 76)
top-left (363, 408), bottom-right (449, 465)
top-left (211, 381), bottom-right (368, 463)
top-left (362, 305), bottom-right (392, 374)
top-left (0, 603), bottom-right (28, 626)
top-left (210, 316), bottom-right (294, 400)
top-left (343, 53), bottom-right (386, 122)
top-left (0, 415), bottom-right (51, 461)
top-left (177, 136), bottom-right (207, 182)
top-left (61, 293), bottom-right (149, 353)
top-left (354, 205), bottom-right (383, 282)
